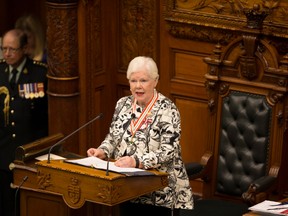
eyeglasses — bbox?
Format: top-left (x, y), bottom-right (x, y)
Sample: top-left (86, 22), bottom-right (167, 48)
top-left (0, 46), bottom-right (21, 54)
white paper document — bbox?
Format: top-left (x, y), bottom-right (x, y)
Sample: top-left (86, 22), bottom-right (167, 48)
top-left (249, 200), bottom-right (288, 215)
top-left (36, 153), bottom-right (66, 161)
top-left (65, 156), bottom-right (154, 176)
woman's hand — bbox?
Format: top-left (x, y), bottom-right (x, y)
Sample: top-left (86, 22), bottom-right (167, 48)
top-left (87, 148), bottom-right (106, 159)
top-left (114, 156), bottom-right (136, 168)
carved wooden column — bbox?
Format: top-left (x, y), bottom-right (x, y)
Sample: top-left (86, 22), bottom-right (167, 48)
top-left (46, 0), bottom-right (80, 153)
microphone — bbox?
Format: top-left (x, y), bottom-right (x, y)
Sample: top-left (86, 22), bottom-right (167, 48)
top-left (14, 176), bottom-right (28, 216)
top-left (47, 113), bottom-right (103, 163)
top-left (106, 113), bottom-right (135, 176)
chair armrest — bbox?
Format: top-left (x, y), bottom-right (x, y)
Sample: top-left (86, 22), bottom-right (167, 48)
top-left (185, 151), bottom-right (213, 181)
top-left (185, 162), bottom-right (204, 179)
top-left (242, 176), bottom-right (276, 205)
top-left (251, 176), bottom-right (276, 192)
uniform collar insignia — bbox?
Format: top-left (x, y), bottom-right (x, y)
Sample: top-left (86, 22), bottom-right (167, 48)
top-left (23, 68), bottom-right (28, 74)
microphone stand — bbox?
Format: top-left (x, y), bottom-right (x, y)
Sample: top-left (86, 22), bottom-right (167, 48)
top-left (14, 176), bottom-right (28, 216)
top-left (47, 113), bottom-right (103, 163)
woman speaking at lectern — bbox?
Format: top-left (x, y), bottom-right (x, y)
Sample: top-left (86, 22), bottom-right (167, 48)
top-left (87, 56), bottom-right (193, 215)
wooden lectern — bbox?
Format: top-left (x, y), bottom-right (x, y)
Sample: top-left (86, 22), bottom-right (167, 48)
top-left (11, 134), bottom-right (168, 216)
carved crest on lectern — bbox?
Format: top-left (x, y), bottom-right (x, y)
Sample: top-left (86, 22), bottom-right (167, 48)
top-left (68, 177), bottom-right (81, 204)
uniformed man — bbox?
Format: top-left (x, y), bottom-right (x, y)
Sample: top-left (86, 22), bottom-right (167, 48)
top-left (0, 29), bottom-right (48, 216)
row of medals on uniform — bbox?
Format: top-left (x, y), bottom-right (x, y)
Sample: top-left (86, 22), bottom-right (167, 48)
top-left (17, 82), bottom-right (45, 99)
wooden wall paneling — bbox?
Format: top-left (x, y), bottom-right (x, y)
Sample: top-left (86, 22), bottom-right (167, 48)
top-left (171, 49), bottom-right (209, 98)
top-left (174, 52), bottom-right (209, 83)
top-left (100, 0), bottom-right (120, 136)
top-left (21, 190), bottom-right (70, 216)
top-left (88, 87), bottom-right (102, 151)
top-left (175, 96), bottom-right (209, 195)
top-left (46, 0), bottom-right (80, 154)
top-left (20, 189), bottom-right (113, 216)
top-left (170, 49), bottom-right (213, 195)
top-left (78, 0), bottom-right (111, 155)
top-left (77, 0), bottom-right (90, 155)
top-left (170, 48), bottom-right (211, 160)
top-left (158, 0), bottom-right (171, 97)
top-left (118, 0), bottom-right (159, 85)
top-left (176, 97), bottom-right (209, 166)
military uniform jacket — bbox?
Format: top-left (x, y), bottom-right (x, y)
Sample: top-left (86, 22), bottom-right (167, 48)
top-left (0, 58), bottom-right (48, 170)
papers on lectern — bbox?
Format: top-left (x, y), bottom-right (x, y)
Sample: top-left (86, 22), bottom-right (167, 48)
top-left (65, 156), bottom-right (155, 176)
top-left (36, 153), bottom-right (66, 161)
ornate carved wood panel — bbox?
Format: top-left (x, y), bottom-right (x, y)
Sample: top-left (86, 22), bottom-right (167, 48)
top-left (46, 0), bottom-right (80, 154)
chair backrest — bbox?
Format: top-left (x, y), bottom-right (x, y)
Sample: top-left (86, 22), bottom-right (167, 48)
top-left (202, 33), bottom-right (288, 201)
top-left (216, 91), bottom-right (272, 197)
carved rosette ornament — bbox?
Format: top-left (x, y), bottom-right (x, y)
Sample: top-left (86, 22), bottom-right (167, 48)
top-left (268, 92), bottom-right (284, 105)
top-left (219, 83), bottom-right (230, 96)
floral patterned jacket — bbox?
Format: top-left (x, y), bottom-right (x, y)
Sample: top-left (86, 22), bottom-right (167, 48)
top-left (98, 92), bottom-right (193, 209)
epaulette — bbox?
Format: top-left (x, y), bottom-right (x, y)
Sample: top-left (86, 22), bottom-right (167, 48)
top-left (0, 59), bottom-right (6, 64)
top-left (33, 60), bottom-right (48, 68)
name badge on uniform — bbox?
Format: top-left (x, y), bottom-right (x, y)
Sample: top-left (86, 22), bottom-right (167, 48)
top-left (19, 83), bottom-right (45, 99)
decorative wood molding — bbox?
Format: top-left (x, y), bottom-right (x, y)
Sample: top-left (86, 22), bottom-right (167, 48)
top-left (119, 0), bottom-right (158, 70)
top-left (166, 22), bottom-right (239, 45)
top-left (38, 171), bottom-right (52, 190)
top-left (95, 183), bottom-right (121, 203)
top-left (46, 1), bottom-right (79, 78)
top-left (268, 92), bottom-right (284, 105)
top-left (203, 29), bottom-right (288, 120)
top-left (205, 40), bottom-right (288, 89)
top-left (239, 34), bottom-right (259, 80)
top-left (164, 0), bottom-right (288, 40)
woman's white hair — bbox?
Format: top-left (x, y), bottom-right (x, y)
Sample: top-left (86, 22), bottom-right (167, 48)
top-left (126, 56), bottom-right (159, 80)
